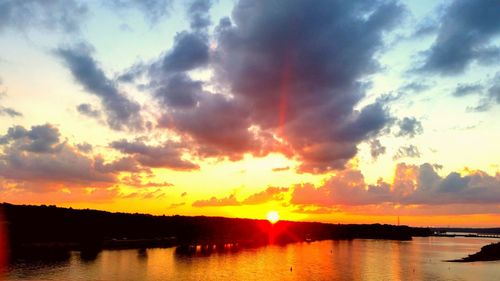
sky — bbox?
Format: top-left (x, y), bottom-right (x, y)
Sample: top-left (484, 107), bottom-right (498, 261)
top-left (0, 0), bottom-right (499, 227)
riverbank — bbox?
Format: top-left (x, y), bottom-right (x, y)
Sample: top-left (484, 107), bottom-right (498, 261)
top-left (449, 242), bottom-right (500, 262)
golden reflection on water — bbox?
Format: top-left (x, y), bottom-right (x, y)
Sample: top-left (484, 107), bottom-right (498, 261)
top-left (6, 237), bottom-right (500, 281)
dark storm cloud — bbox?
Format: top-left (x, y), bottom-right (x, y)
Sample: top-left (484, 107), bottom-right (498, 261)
top-left (110, 139), bottom-right (199, 170)
top-left (76, 103), bottom-right (101, 118)
top-left (0, 124), bottom-right (120, 190)
top-left (127, 0), bottom-right (404, 172)
top-left (393, 145), bottom-right (421, 160)
top-left (418, 0), bottom-right (500, 75)
top-left (134, 0), bottom-right (405, 172)
top-left (369, 139), bottom-right (386, 160)
top-left (207, 0), bottom-right (403, 172)
top-left (56, 44), bottom-right (144, 131)
top-left (395, 117), bottom-right (423, 138)
top-left (290, 163), bottom-right (500, 208)
top-left (107, 0), bottom-right (172, 25)
top-left (0, 0), bottom-right (88, 33)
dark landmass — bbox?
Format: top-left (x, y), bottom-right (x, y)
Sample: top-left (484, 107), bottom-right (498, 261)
top-left (0, 203), bottom-right (431, 261)
top-left (449, 242), bottom-right (500, 262)
top-left (433, 227), bottom-right (500, 235)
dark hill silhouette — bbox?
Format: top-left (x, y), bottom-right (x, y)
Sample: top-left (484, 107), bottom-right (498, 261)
top-left (0, 203), bottom-right (432, 260)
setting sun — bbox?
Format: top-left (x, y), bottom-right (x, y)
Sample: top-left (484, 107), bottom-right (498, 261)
top-left (266, 211), bottom-right (280, 224)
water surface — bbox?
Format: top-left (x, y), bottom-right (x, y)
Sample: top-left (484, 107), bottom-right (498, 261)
top-left (7, 237), bottom-right (500, 281)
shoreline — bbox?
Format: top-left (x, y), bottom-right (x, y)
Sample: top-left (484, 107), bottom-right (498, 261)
top-left (448, 242), bottom-right (500, 262)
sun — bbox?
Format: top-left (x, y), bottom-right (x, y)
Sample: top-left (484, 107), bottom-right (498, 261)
top-left (266, 211), bottom-right (280, 224)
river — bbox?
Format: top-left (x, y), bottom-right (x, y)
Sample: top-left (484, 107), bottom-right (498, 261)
top-left (6, 237), bottom-right (500, 281)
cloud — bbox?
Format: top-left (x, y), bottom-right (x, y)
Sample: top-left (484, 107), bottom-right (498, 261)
top-left (241, 186), bottom-right (288, 205)
top-left (168, 202), bottom-right (185, 209)
top-left (0, 124), bottom-right (120, 191)
top-left (56, 43), bottom-right (144, 131)
top-left (292, 206), bottom-right (337, 215)
top-left (393, 145), bottom-right (421, 160)
top-left (289, 163), bottom-right (500, 211)
top-left (290, 183), bottom-right (335, 206)
top-left (272, 166), bottom-right (290, 172)
top-left (107, 0), bottom-right (173, 26)
top-left (399, 81), bottom-right (431, 93)
top-left (418, 0), bottom-right (500, 74)
top-left (0, 85), bottom-right (22, 117)
top-left (121, 0), bottom-right (404, 172)
top-left (94, 156), bottom-right (143, 174)
top-left (453, 83), bottom-right (484, 97)
top-left (110, 139), bottom-right (199, 170)
top-left (161, 31), bottom-right (210, 73)
top-left (412, 18), bottom-right (439, 38)
top-left (160, 93), bottom-right (266, 160)
top-left (120, 173), bottom-right (173, 188)
top-left (122, 188), bottom-right (165, 200)
top-left (375, 81), bottom-right (433, 105)
top-left (207, 0), bottom-right (403, 172)
top-left (0, 106), bottom-right (22, 117)
top-left (76, 142), bottom-right (92, 153)
top-left (192, 194), bottom-right (240, 207)
top-left (76, 103), bottom-right (101, 118)
top-left (0, 186), bottom-right (121, 205)
top-left (192, 186), bottom-right (289, 207)
top-left (153, 73), bottom-right (201, 108)
top-left (131, 0), bottom-right (213, 95)
top-left (369, 139), bottom-right (386, 160)
top-left (0, 124), bottom-right (63, 153)
top-left (0, 0), bottom-right (88, 33)
top-left (488, 73), bottom-right (500, 103)
top-left (460, 73), bottom-right (500, 112)
top-left (186, 0), bottom-right (212, 31)
top-left (395, 117), bottom-right (423, 138)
